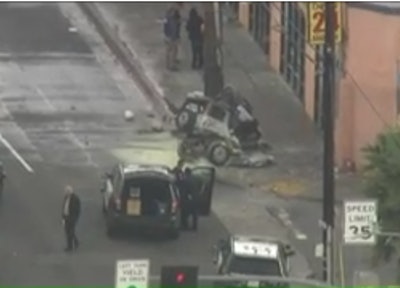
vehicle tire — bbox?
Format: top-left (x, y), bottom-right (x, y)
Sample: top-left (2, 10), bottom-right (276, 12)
top-left (207, 141), bottom-right (230, 166)
top-left (175, 109), bottom-right (196, 132)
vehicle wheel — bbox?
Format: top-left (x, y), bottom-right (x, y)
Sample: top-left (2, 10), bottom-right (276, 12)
top-left (175, 109), bottom-right (196, 132)
top-left (207, 141), bottom-right (230, 166)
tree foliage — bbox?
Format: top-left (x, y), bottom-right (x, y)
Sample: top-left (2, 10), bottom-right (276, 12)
top-left (362, 126), bottom-right (400, 265)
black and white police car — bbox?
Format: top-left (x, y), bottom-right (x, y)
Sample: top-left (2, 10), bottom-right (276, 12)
top-left (213, 235), bottom-right (296, 287)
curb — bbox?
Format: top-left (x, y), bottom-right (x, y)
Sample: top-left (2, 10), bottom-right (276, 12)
top-left (77, 3), bottom-right (337, 205)
top-left (78, 3), bottom-right (174, 125)
top-left (77, 2), bottom-right (248, 191)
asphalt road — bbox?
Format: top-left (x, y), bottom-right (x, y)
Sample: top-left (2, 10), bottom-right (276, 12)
top-left (0, 3), bottom-right (229, 286)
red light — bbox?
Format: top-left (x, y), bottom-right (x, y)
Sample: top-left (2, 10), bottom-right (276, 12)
top-left (176, 272), bottom-right (185, 283)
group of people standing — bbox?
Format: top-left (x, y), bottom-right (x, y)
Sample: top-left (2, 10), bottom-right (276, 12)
top-left (164, 3), bottom-right (204, 71)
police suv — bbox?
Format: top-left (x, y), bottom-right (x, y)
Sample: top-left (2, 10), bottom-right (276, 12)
top-left (213, 235), bottom-right (296, 287)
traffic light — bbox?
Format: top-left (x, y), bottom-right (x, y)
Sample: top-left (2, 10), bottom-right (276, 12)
top-left (160, 265), bottom-right (198, 288)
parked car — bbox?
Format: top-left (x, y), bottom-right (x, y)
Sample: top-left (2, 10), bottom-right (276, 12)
top-left (100, 163), bottom-right (216, 239)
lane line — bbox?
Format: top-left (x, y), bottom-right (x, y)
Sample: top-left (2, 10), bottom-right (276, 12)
top-left (35, 86), bottom-right (98, 167)
top-left (13, 62), bottom-right (98, 168)
top-left (0, 133), bottom-right (34, 173)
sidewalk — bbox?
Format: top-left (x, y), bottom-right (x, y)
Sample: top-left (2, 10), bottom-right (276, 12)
top-left (91, 2), bottom-right (364, 203)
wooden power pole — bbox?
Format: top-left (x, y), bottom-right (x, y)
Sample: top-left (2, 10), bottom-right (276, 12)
top-left (202, 2), bottom-right (224, 98)
top-left (322, 2), bottom-right (336, 284)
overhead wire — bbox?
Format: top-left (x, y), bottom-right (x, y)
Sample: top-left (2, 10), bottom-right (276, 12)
top-left (259, 2), bottom-right (393, 129)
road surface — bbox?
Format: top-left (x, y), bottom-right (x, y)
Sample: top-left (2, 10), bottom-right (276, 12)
top-left (266, 194), bottom-right (398, 285)
top-left (0, 3), bottom-right (229, 286)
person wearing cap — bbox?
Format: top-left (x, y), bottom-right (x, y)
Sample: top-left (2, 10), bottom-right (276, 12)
top-left (61, 185), bottom-right (81, 252)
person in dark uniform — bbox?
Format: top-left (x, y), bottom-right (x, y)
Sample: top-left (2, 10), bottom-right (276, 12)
top-left (0, 162), bottom-right (6, 197)
top-left (181, 168), bottom-right (199, 231)
top-left (62, 185), bottom-right (81, 252)
top-left (172, 159), bottom-right (185, 183)
top-left (186, 7), bottom-right (204, 69)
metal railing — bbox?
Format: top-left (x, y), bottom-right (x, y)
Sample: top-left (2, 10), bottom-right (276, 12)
top-left (148, 274), bottom-right (329, 287)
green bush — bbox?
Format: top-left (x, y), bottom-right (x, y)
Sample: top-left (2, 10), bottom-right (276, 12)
top-left (362, 126), bottom-right (400, 265)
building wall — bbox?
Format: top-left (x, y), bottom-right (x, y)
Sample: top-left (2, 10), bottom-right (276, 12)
top-left (336, 6), bottom-right (400, 168)
top-left (235, 2), bottom-right (400, 170)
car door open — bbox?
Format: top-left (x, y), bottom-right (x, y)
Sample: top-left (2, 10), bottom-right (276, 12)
top-left (191, 166), bottom-right (216, 216)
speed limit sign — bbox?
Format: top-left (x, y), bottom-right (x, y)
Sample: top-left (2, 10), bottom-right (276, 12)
top-left (343, 200), bottom-right (377, 245)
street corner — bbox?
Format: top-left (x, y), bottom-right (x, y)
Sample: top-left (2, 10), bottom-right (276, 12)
top-left (259, 177), bottom-right (309, 198)
top-left (110, 132), bottom-right (179, 167)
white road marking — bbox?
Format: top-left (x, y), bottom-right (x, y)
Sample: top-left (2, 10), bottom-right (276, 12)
top-left (0, 133), bottom-right (34, 173)
top-left (294, 230), bottom-right (308, 240)
top-left (277, 207), bottom-right (308, 241)
top-left (32, 84), bottom-right (97, 167)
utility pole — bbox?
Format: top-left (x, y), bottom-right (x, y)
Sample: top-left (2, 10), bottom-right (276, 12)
top-left (202, 2), bottom-right (224, 98)
top-left (322, 2), bottom-right (336, 284)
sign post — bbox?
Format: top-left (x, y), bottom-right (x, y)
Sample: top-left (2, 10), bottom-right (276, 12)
top-left (307, 2), bottom-right (343, 45)
top-left (115, 259), bottom-right (150, 288)
top-left (343, 200), bottom-right (377, 245)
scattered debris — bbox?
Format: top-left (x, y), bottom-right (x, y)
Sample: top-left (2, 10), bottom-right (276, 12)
top-left (229, 152), bottom-right (275, 168)
top-left (124, 109), bottom-right (134, 121)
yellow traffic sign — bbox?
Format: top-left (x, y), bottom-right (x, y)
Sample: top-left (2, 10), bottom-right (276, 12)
top-left (307, 2), bottom-right (343, 45)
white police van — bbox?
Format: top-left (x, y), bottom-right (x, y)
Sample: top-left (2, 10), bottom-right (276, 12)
top-left (213, 235), bottom-right (296, 287)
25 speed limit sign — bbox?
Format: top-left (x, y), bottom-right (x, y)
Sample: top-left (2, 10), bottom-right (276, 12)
top-left (343, 200), bottom-right (377, 245)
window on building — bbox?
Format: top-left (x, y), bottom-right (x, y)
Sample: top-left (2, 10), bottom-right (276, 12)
top-left (226, 2), bottom-right (239, 19)
top-left (249, 3), bottom-right (270, 55)
top-left (279, 2), bottom-right (306, 103)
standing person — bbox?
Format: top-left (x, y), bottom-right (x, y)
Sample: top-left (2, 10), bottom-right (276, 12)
top-left (61, 185), bottom-right (81, 252)
top-left (172, 158), bottom-right (185, 184)
top-left (186, 7), bottom-right (204, 69)
top-left (163, 3), bottom-right (181, 70)
top-left (0, 162), bottom-right (6, 198)
top-left (182, 168), bottom-right (199, 231)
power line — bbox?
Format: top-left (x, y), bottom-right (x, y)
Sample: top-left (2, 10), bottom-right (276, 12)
top-left (345, 72), bottom-right (390, 127)
top-left (233, 2), bottom-right (392, 130)
top-left (262, 2), bottom-right (391, 129)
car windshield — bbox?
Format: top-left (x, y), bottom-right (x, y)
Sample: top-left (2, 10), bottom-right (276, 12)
top-left (229, 256), bottom-right (282, 276)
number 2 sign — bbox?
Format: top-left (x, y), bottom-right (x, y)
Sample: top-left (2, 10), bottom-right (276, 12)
top-left (307, 2), bottom-right (343, 45)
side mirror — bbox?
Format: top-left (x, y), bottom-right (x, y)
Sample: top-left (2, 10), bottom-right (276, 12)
top-left (283, 244), bottom-right (295, 257)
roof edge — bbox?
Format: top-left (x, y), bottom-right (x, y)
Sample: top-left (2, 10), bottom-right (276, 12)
top-left (348, 3), bottom-right (400, 15)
